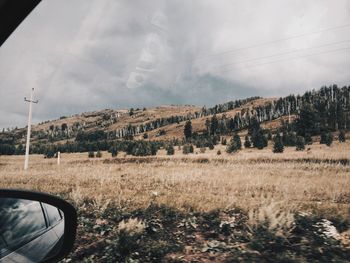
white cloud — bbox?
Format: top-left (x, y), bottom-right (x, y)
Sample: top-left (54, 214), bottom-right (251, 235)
top-left (0, 0), bottom-right (349, 128)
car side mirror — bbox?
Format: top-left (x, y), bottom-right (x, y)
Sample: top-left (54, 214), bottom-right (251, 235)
top-left (0, 189), bottom-right (77, 263)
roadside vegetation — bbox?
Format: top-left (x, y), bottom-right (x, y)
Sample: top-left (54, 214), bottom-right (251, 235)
top-left (1, 85), bottom-right (350, 261)
top-left (0, 141), bottom-right (350, 262)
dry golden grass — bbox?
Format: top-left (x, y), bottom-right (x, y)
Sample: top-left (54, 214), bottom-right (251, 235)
top-left (0, 141), bottom-right (349, 218)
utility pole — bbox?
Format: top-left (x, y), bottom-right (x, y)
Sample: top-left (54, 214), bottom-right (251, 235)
top-left (24, 88), bottom-right (38, 170)
top-left (57, 151), bottom-right (60, 165)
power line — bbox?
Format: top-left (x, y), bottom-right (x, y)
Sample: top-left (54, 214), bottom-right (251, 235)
top-left (207, 39), bottom-right (350, 70)
top-left (194, 23), bottom-right (350, 62)
top-left (212, 46), bottom-right (350, 73)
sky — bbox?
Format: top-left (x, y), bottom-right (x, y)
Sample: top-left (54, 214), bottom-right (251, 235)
top-left (0, 0), bottom-right (350, 129)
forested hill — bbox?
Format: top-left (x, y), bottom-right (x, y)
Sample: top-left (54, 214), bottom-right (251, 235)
top-left (0, 84), bottom-right (349, 155)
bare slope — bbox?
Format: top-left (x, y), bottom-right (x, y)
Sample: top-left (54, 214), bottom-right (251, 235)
top-left (10, 97), bottom-right (284, 144)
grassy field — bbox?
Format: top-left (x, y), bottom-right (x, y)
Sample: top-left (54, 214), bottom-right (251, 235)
top-left (1, 141), bottom-right (350, 262)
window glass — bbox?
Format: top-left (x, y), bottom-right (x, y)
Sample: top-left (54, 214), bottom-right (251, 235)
top-left (43, 203), bottom-right (62, 226)
top-left (0, 198), bottom-right (46, 250)
top-left (0, 235), bottom-right (7, 253)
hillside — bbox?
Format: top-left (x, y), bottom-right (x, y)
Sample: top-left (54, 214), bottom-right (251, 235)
top-left (134, 98), bottom-right (277, 140)
top-left (0, 85), bottom-right (349, 156)
top-left (2, 97), bottom-right (270, 144)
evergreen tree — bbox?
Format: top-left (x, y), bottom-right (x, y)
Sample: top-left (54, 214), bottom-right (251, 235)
top-left (320, 132), bottom-right (327, 144)
top-left (244, 135), bottom-right (251, 148)
top-left (210, 114), bottom-right (219, 135)
top-left (130, 141), bottom-right (150, 156)
top-left (296, 103), bottom-right (320, 137)
top-left (166, 145), bottom-right (175, 155)
top-left (320, 132), bottom-right (333, 146)
top-left (295, 136), bottom-right (305, 151)
top-left (326, 133), bottom-right (333, 146)
top-left (212, 135), bottom-right (220, 145)
top-left (273, 133), bottom-right (284, 153)
top-left (205, 119), bottom-right (211, 135)
top-left (339, 130), bottom-right (346, 143)
top-left (254, 130), bottom-right (267, 149)
top-left (184, 120), bottom-right (192, 139)
top-left (233, 133), bottom-right (242, 150)
top-left (226, 134), bottom-right (241, 153)
top-left (110, 146), bottom-right (118, 157)
top-left (282, 131), bottom-right (297, 146)
top-left (88, 151), bottom-right (95, 158)
top-left (248, 117), bottom-right (261, 138)
top-left (150, 143), bottom-right (158, 155)
top-left (249, 117), bottom-right (267, 149)
top-left (15, 144), bottom-right (24, 155)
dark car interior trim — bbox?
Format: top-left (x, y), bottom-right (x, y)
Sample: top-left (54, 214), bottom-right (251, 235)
top-left (0, 0), bottom-right (42, 47)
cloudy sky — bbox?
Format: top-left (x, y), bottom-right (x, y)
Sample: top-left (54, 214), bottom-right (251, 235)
top-left (0, 0), bottom-right (350, 129)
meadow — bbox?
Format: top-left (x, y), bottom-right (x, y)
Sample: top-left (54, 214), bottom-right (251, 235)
top-left (0, 141), bottom-right (350, 262)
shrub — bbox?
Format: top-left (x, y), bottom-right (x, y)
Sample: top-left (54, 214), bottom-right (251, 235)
top-left (295, 136), bottom-right (305, 151)
top-left (166, 145), bottom-right (175, 155)
top-left (96, 150), bottom-right (102, 158)
top-left (339, 130), bottom-right (346, 143)
top-left (305, 133), bottom-right (313, 144)
top-left (208, 142), bottom-right (214, 150)
top-left (156, 129), bottom-right (166, 137)
top-left (44, 148), bottom-right (55, 158)
top-left (221, 138), bottom-right (227, 145)
top-left (282, 131), bottom-right (297, 146)
top-left (88, 151), bottom-right (95, 158)
top-left (244, 135), bottom-right (251, 148)
top-left (273, 134), bottom-right (284, 153)
top-left (143, 133), bottom-right (149, 139)
top-left (320, 132), bottom-right (333, 146)
top-left (217, 150), bottom-right (221, 155)
top-left (126, 141), bottom-right (159, 156)
top-left (183, 144), bottom-right (194, 154)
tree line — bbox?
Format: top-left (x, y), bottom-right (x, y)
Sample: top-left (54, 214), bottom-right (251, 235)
top-left (0, 85), bottom-right (349, 156)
